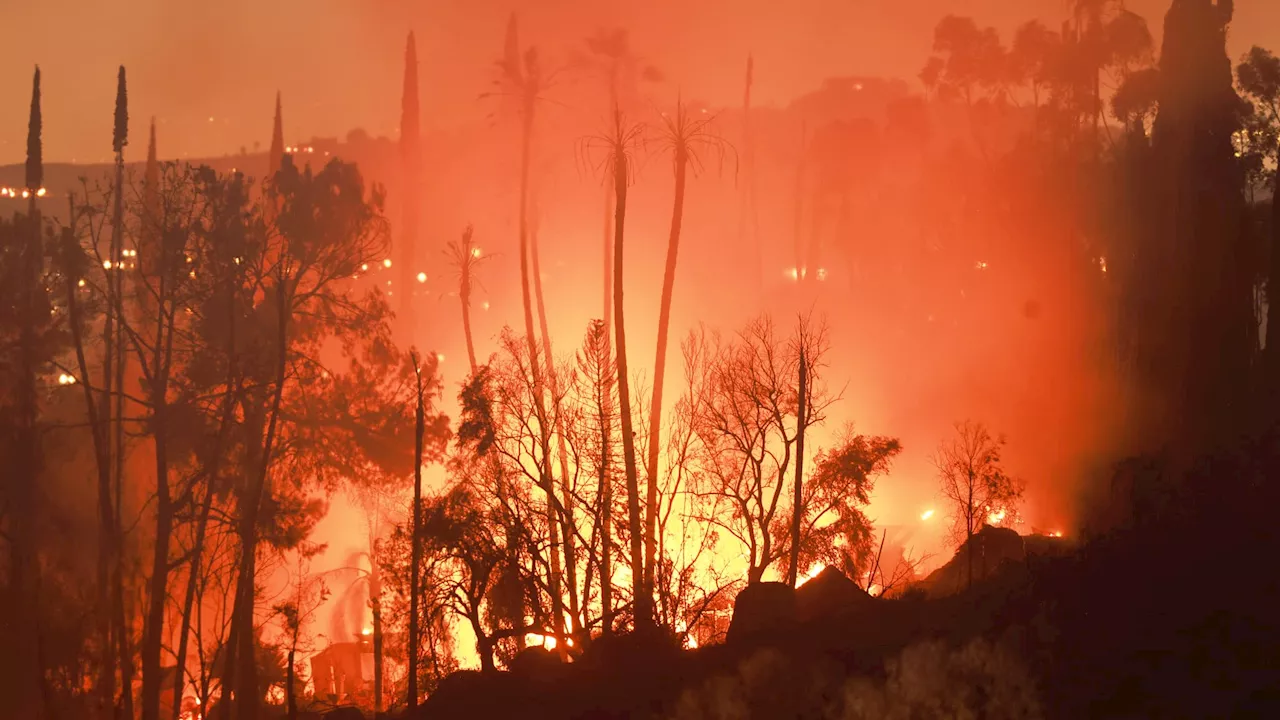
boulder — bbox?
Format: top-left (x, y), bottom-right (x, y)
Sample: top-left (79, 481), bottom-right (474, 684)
top-left (508, 645), bottom-right (564, 683)
top-left (795, 567), bottom-right (874, 622)
top-left (726, 581), bottom-right (797, 644)
top-left (920, 526), bottom-right (1027, 596)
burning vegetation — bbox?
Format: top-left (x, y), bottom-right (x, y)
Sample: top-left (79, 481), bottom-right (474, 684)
top-left (2, 0), bottom-right (1280, 718)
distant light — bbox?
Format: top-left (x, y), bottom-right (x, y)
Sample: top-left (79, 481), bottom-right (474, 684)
top-left (360, 263), bottom-right (369, 272)
top-left (208, 117), bottom-right (215, 122)
top-left (36, 187), bottom-right (46, 197)
top-left (481, 300), bottom-right (490, 311)
top-left (417, 272), bottom-right (427, 283)
top-left (386, 280), bottom-right (392, 286)
top-left (1050, 530), bottom-right (1064, 538)
top-left (361, 628), bottom-right (372, 636)
top-left (921, 509), bottom-right (934, 521)
top-left (784, 267), bottom-right (799, 281)
top-left (471, 247), bottom-right (482, 258)
top-left (975, 260), bottom-right (988, 270)
top-left (78, 279), bottom-right (86, 288)
top-left (58, 373), bottom-right (76, 385)
top-left (437, 353), bottom-right (445, 363)
top-left (854, 82), bottom-right (864, 91)
top-left (383, 258), bottom-right (392, 268)
top-left (103, 260), bottom-right (112, 270)
top-left (21, 189), bottom-right (30, 199)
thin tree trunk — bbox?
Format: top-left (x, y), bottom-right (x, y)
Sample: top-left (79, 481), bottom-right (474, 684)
top-left (787, 348), bottom-right (807, 587)
top-left (1267, 171), bottom-right (1280, 401)
top-left (143, 276), bottom-right (177, 720)
top-left (408, 355), bottom-right (425, 709)
top-left (644, 148), bottom-right (687, 606)
top-left (515, 100), bottom-right (565, 638)
top-left (372, 581), bottom-right (383, 714)
top-left (598, 361), bottom-right (614, 636)
top-left (111, 150), bottom-right (135, 720)
top-left (599, 172), bottom-right (616, 636)
top-left (285, 645), bottom-right (297, 720)
top-left (229, 277), bottom-right (290, 720)
top-left (63, 195), bottom-right (117, 720)
top-left (530, 210), bottom-right (581, 633)
top-left (172, 283), bottom-right (240, 720)
top-left (612, 145), bottom-right (651, 631)
top-left (13, 202), bottom-right (46, 720)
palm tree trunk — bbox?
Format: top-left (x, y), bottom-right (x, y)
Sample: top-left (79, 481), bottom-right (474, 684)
top-left (613, 146), bottom-right (652, 630)
top-left (515, 104), bottom-right (566, 638)
top-left (787, 349), bottom-right (807, 587)
top-left (530, 211), bottom-right (582, 633)
top-left (644, 148), bottom-right (688, 606)
top-left (600, 174), bottom-right (616, 636)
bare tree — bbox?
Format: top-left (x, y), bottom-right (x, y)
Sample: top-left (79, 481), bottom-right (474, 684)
top-left (934, 420), bottom-right (1025, 589)
top-left (689, 314), bottom-right (835, 583)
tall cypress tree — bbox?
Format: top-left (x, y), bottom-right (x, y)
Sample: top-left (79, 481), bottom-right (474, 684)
top-left (109, 63), bottom-right (135, 720)
top-left (11, 63), bottom-right (47, 720)
top-left (400, 32), bottom-right (422, 339)
top-left (25, 67), bottom-right (42, 193)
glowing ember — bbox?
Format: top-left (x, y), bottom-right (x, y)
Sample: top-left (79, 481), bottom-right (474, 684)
top-left (921, 509), bottom-right (935, 521)
top-left (975, 260), bottom-right (989, 270)
top-left (417, 272), bottom-right (427, 283)
top-left (360, 263), bottom-right (368, 272)
top-left (784, 267), bottom-right (799, 281)
top-left (383, 258), bottom-right (392, 268)
top-left (471, 247), bottom-right (482, 258)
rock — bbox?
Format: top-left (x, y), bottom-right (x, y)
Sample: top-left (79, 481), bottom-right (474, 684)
top-left (920, 525), bottom-right (1027, 596)
top-left (508, 645), bottom-right (564, 682)
top-left (726, 581), bottom-right (797, 644)
top-left (796, 567), bottom-right (874, 622)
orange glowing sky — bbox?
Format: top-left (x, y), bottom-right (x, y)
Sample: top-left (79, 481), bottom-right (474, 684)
top-left (3, 0), bottom-right (1277, 164)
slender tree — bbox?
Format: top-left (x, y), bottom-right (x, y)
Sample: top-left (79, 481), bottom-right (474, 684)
top-left (934, 421), bottom-right (1024, 589)
top-left (445, 226), bottom-right (485, 374)
top-left (787, 337), bottom-right (808, 587)
top-left (110, 65), bottom-right (135, 720)
top-left (645, 101), bottom-right (732, 603)
top-left (604, 107), bottom-right (652, 629)
top-left (492, 14), bottom-right (566, 638)
top-left (408, 350), bottom-right (427, 709)
top-left (11, 64), bottom-right (47, 720)
top-left (401, 31), bottom-right (422, 339)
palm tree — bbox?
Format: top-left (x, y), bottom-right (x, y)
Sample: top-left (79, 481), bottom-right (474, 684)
top-left (444, 225), bottom-right (488, 374)
top-left (528, 196), bottom-right (584, 632)
top-left (584, 108), bottom-right (650, 629)
top-left (488, 13), bottom-right (566, 639)
top-left (644, 100), bottom-right (733, 603)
